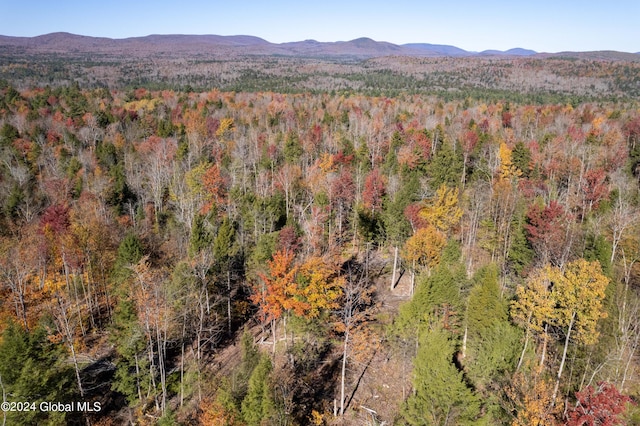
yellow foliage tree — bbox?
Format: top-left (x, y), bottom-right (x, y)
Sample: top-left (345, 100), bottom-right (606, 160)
top-left (198, 394), bottom-right (245, 426)
top-left (296, 256), bottom-right (344, 319)
top-left (507, 366), bottom-right (562, 426)
top-left (511, 259), bottom-right (610, 404)
top-left (549, 259), bottom-right (609, 344)
top-left (403, 225), bottom-right (447, 274)
top-left (419, 184), bottom-right (463, 235)
top-left (511, 265), bottom-right (556, 371)
top-left (499, 142), bottom-right (522, 181)
top-left (317, 152), bottom-right (336, 173)
top-left (216, 117), bottom-right (235, 139)
top-left (548, 259), bottom-right (609, 403)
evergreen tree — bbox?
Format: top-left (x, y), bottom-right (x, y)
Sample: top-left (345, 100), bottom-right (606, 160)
top-left (383, 171), bottom-right (420, 245)
top-left (189, 214), bottom-right (213, 256)
top-left (284, 131), bottom-right (303, 163)
top-left (465, 265), bottom-right (521, 405)
top-left (507, 217), bottom-right (534, 277)
top-left (214, 217), bottom-right (239, 269)
top-left (0, 320), bottom-right (78, 425)
top-left (466, 264), bottom-right (507, 336)
top-left (110, 299), bottom-right (150, 406)
top-left (427, 142), bottom-right (463, 190)
top-left (113, 233), bottom-right (144, 282)
top-left (511, 141), bottom-right (532, 178)
top-left (395, 260), bottom-right (466, 338)
top-left (402, 325), bottom-right (481, 425)
top-left (241, 355), bottom-right (274, 426)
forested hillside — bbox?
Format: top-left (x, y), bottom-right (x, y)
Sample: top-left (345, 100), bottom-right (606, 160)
top-left (1, 79), bottom-right (640, 425)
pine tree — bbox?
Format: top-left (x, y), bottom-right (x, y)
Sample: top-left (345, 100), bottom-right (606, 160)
top-left (466, 264), bottom-right (507, 336)
top-left (402, 325), bottom-right (481, 425)
top-left (0, 320), bottom-right (77, 425)
top-left (189, 214), bottom-right (213, 256)
top-left (428, 142), bottom-right (463, 189)
top-left (113, 233), bottom-right (144, 282)
top-left (465, 264), bottom-right (521, 399)
top-left (241, 355), bottom-right (274, 426)
top-left (110, 299), bottom-right (150, 406)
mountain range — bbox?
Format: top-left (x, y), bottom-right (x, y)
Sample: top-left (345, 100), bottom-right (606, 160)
top-left (1, 32), bottom-right (625, 59)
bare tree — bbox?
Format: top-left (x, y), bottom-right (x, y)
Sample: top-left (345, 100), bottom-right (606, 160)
top-left (336, 255), bottom-right (378, 416)
top-left (0, 238), bottom-right (36, 330)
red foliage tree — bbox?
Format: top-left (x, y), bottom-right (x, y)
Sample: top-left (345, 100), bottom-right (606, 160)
top-left (524, 201), bottom-right (568, 266)
top-left (201, 164), bottom-right (227, 214)
top-left (39, 204), bottom-right (70, 235)
top-left (623, 115), bottom-right (640, 146)
top-left (404, 202), bottom-right (428, 232)
top-left (565, 382), bottom-right (631, 426)
top-left (582, 168), bottom-right (609, 215)
top-left (461, 129), bottom-right (479, 155)
top-left (277, 225), bottom-right (301, 254)
top-left (502, 111), bottom-right (513, 128)
top-left (362, 168), bottom-right (386, 214)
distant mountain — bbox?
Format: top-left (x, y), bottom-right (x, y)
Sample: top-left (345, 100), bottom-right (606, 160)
top-left (1, 32), bottom-right (636, 60)
top-left (402, 43), bottom-right (472, 57)
top-left (480, 48), bottom-right (537, 56)
top-left (137, 34), bottom-right (271, 46)
top-left (281, 37), bottom-right (405, 57)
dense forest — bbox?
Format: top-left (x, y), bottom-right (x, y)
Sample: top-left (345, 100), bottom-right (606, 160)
top-left (1, 71), bottom-right (640, 425)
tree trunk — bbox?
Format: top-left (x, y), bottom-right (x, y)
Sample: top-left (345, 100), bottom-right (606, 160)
top-left (516, 328), bottom-right (530, 373)
top-left (340, 329), bottom-right (349, 416)
top-left (621, 328), bottom-right (640, 392)
top-left (540, 323), bottom-right (549, 368)
top-left (390, 246), bottom-right (399, 290)
top-left (134, 353), bottom-right (142, 402)
top-left (461, 325), bottom-right (468, 360)
top-left (227, 270), bottom-right (232, 333)
top-left (516, 312), bottom-right (533, 372)
top-left (56, 296), bottom-right (84, 397)
top-left (69, 341), bottom-right (84, 398)
top-left (272, 319), bottom-right (277, 354)
top-left (157, 326), bottom-right (166, 414)
top-left (1, 372), bottom-right (6, 426)
top-left (553, 312), bottom-right (576, 405)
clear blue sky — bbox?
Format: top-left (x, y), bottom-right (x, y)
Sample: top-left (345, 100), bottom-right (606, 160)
top-left (1, 0), bottom-right (638, 53)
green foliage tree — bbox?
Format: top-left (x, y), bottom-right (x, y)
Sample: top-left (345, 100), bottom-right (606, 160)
top-left (214, 217), bottom-right (239, 269)
top-left (110, 299), bottom-right (150, 406)
top-left (395, 260), bottom-right (466, 338)
top-left (465, 265), bottom-right (521, 406)
top-left (356, 206), bottom-right (384, 245)
top-left (402, 325), bottom-right (481, 425)
top-left (284, 131), bottom-right (303, 163)
top-left (241, 355), bottom-right (275, 426)
top-left (107, 163), bottom-right (136, 214)
top-left (0, 320), bottom-right (78, 425)
top-left (383, 171), bottom-right (420, 245)
top-left (0, 123), bottom-right (19, 146)
top-left (507, 217), bottom-right (534, 276)
top-left (189, 213), bottom-right (213, 256)
top-left (232, 331), bottom-right (261, 401)
top-left (428, 142), bottom-right (463, 190)
top-left (466, 264), bottom-right (507, 335)
top-left (113, 233), bottom-right (144, 282)
top-left (511, 141), bottom-right (532, 178)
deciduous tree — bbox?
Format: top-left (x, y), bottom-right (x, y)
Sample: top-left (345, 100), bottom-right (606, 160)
top-left (565, 382), bottom-right (631, 426)
top-left (419, 184), bottom-right (463, 235)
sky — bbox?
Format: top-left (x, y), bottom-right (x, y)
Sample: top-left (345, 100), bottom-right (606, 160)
top-left (1, 0), bottom-right (638, 53)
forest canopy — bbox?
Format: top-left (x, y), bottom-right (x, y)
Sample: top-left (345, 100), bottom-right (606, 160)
top-left (0, 75), bottom-right (640, 425)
